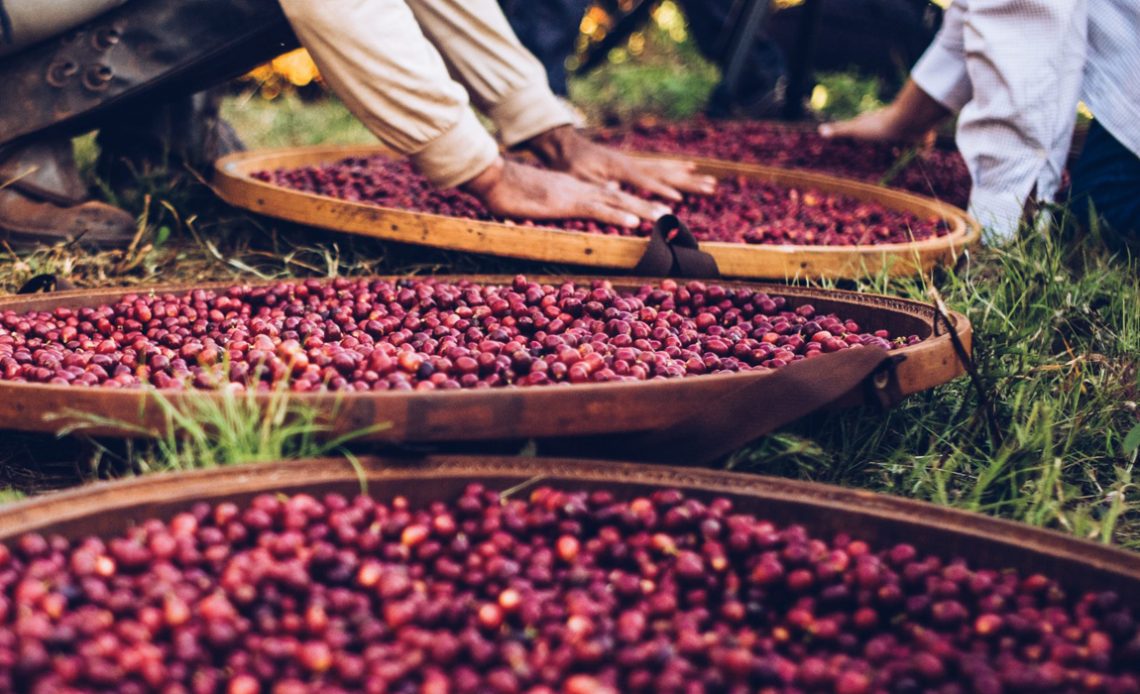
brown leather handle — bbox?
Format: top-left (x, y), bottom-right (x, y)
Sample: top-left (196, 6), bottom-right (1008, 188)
top-left (633, 214), bottom-right (720, 278)
top-left (557, 347), bottom-right (904, 465)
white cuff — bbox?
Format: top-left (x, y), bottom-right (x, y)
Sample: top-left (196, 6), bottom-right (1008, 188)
top-left (410, 109), bottom-right (501, 189)
top-left (911, 40), bottom-right (972, 113)
top-left (969, 187), bottom-right (1028, 242)
top-left (488, 80), bottom-right (576, 149)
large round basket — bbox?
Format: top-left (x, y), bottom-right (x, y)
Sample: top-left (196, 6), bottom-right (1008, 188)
top-left (0, 276), bottom-right (970, 442)
top-left (214, 146), bottom-right (981, 280)
top-left (0, 456), bottom-right (1135, 600)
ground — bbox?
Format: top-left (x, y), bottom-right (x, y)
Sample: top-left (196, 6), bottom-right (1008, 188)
top-left (0, 22), bottom-right (1137, 550)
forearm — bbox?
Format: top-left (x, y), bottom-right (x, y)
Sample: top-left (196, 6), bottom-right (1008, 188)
top-left (881, 80), bottom-right (953, 140)
top-left (277, 0), bottom-right (499, 189)
top-left (403, 0), bottom-right (573, 147)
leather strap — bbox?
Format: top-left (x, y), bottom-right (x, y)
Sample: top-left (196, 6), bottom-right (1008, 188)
top-left (930, 291), bottom-right (1003, 446)
top-left (633, 214), bottom-right (720, 278)
top-left (551, 346), bottom-right (905, 466)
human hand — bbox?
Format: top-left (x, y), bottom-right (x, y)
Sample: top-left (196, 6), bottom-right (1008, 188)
top-left (819, 79), bottom-right (951, 144)
top-left (526, 125), bottom-right (717, 202)
top-left (462, 157), bottom-right (672, 228)
top-left (818, 106), bottom-right (914, 142)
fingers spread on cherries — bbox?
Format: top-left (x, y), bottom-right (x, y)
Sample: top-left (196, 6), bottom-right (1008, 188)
top-left (256, 155), bottom-right (951, 245)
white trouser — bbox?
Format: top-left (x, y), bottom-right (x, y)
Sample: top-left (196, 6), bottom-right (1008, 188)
top-left (278, 0), bottom-right (573, 188)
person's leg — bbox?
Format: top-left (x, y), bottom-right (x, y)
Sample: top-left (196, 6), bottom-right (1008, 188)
top-left (1069, 120), bottom-right (1140, 250)
top-left (498, 0), bottom-right (591, 97)
top-left (96, 86), bottom-right (244, 198)
top-left (0, 0), bottom-right (292, 151)
top-left (676, 0), bottom-right (786, 118)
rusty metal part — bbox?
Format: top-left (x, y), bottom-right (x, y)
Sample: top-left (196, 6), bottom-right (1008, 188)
top-left (0, 0), bottom-right (295, 149)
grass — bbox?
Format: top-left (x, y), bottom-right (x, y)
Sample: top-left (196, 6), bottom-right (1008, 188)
top-left (734, 217), bottom-right (1140, 547)
top-left (569, 24), bottom-right (721, 124)
top-left (0, 387), bottom-right (381, 502)
top-left (221, 91), bottom-right (375, 149)
top-left (0, 32), bottom-right (1137, 550)
top-left (55, 384), bottom-right (388, 476)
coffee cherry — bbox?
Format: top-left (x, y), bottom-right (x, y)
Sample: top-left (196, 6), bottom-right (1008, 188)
top-left (556, 536), bottom-right (580, 563)
top-left (4, 486), bottom-right (1133, 691)
top-left (592, 118), bottom-right (971, 208)
top-left (256, 150), bottom-right (953, 246)
top-left (0, 278), bottom-right (911, 391)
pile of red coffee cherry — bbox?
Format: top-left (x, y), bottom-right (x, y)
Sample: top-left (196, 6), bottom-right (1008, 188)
top-left (0, 277), bottom-right (918, 392)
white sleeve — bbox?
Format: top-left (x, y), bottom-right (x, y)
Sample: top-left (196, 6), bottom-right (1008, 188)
top-left (403, 0), bottom-right (574, 148)
top-left (277, 0), bottom-right (500, 189)
top-left (955, 0), bottom-right (1088, 238)
top-left (911, 0), bottom-right (972, 113)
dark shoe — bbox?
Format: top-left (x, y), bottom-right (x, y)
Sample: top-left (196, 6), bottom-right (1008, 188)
top-left (0, 136), bottom-right (136, 248)
top-left (0, 139), bottom-right (88, 206)
top-left (0, 188), bottom-right (136, 249)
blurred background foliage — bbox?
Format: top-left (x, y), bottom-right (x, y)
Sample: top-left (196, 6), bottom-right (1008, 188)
top-left (233, 0), bottom-right (892, 125)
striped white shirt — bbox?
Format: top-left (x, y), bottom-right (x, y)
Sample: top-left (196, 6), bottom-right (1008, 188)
top-left (911, 0), bottom-right (1140, 238)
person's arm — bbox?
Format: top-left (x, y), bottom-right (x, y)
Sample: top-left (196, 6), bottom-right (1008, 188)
top-left (277, 0), bottom-right (498, 190)
top-left (401, 0), bottom-right (572, 150)
top-left (818, 1), bottom-right (966, 143)
top-left (404, 0), bottom-right (716, 201)
top-left (277, 0), bottom-right (668, 227)
top-left (823, 0), bottom-right (1088, 239)
top-left (910, 0), bottom-right (971, 114)
top-left (817, 79), bottom-right (951, 143)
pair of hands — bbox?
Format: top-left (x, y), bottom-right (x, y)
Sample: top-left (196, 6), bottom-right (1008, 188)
top-left (464, 80), bottom-right (947, 229)
top-left (463, 125), bottom-right (717, 229)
